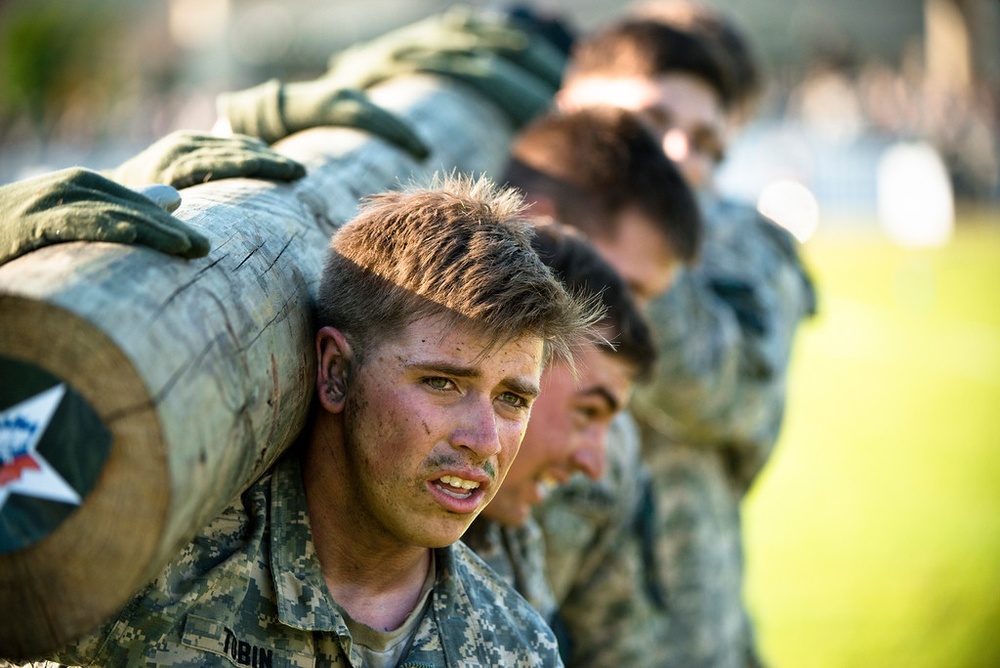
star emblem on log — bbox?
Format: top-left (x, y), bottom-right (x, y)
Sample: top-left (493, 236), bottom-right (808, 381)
top-left (0, 384), bottom-right (80, 510)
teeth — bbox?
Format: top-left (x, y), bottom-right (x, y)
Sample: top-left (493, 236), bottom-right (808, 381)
top-left (537, 474), bottom-right (560, 495)
top-left (439, 475), bottom-right (480, 490)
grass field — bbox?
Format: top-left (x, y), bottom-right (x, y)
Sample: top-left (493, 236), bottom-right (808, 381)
top-left (743, 210), bottom-right (1000, 668)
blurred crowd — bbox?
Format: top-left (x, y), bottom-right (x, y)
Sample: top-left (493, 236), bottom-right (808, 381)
top-left (781, 41), bottom-right (999, 203)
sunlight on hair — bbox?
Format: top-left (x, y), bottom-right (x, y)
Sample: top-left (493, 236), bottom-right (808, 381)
top-left (756, 179), bottom-right (820, 243)
top-left (877, 141), bottom-right (955, 248)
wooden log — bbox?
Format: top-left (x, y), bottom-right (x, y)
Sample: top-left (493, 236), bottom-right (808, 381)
top-left (0, 74), bottom-right (515, 660)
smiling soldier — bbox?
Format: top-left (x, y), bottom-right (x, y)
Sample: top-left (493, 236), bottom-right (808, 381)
top-left (462, 221), bottom-right (656, 625)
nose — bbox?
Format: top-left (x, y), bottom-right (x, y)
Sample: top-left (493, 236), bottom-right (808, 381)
top-left (570, 426), bottom-right (608, 481)
top-left (453, 395), bottom-right (502, 458)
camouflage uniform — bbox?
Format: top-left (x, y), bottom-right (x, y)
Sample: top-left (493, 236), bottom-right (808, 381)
top-left (532, 196), bottom-right (816, 667)
top-left (534, 412), bottom-right (664, 667)
top-left (462, 517), bottom-right (557, 624)
top-left (629, 194), bottom-right (818, 667)
top-left (36, 450), bottom-right (562, 667)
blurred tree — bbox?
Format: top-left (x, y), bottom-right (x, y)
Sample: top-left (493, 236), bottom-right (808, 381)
top-left (0, 0), bottom-right (131, 147)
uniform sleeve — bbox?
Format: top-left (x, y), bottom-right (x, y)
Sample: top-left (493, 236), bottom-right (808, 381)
top-left (538, 413), bottom-right (665, 667)
top-left (630, 197), bottom-right (816, 492)
top-left (27, 484), bottom-right (264, 668)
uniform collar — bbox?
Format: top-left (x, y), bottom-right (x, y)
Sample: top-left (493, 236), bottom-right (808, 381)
top-left (269, 452), bottom-right (348, 633)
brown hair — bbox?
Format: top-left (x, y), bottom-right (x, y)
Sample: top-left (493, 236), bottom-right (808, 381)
top-left (531, 222), bottom-right (657, 382)
top-left (629, 0), bottom-right (762, 113)
top-left (564, 18), bottom-right (737, 110)
top-left (316, 174), bottom-right (602, 367)
top-left (504, 106), bottom-right (701, 262)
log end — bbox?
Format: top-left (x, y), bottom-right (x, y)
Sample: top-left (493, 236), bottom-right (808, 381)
top-left (0, 295), bottom-right (169, 660)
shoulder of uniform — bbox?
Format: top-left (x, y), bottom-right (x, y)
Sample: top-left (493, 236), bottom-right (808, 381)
top-left (446, 543), bottom-right (543, 618)
top-left (434, 543), bottom-right (562, 664)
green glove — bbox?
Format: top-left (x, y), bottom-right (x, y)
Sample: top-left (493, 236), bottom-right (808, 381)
top-left (329, 6), bottom-right (565, 88)
top-left (324, 6), bottom-right (566, 127)
top-left (108, 130), bottom-right (306, 190)
top-left (0, 167), bottom-right (210, 265)
top-left (217, 80), bottom-right (429, 159)
top-left (388, 48), bottom-right (556, 127)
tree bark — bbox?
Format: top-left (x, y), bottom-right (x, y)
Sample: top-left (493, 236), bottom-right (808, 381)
top-left (0, 74), bottom-right (515, 659)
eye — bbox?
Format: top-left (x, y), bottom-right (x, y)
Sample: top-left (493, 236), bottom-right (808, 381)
top-left (691, 128), bottom-right (725, 162)
top-left (423, 377), bottom-right (456, 392)
top-left (573, 401), bottom-right (613, 428)
top-left (497, 391), bottom-right (530, 411)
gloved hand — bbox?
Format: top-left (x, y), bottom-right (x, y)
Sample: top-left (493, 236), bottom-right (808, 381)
top-left (379, 49), bottom-right (557, 127)
top-left (108, 130), bottom-right (306, 190)
top-left (323, 6), bottom-right (566, 127)
top-left (217, 81), bottom-right (429, 158)
top-left (0, 167), bottom-right (210, 265)
top-left (505, 5), bottom-right (577, 58)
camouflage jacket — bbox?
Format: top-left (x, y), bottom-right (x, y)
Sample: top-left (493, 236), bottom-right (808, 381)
top-left (531, 198), bottom-right (817, 667)
top-left (40, 451), bottom-right (562, 668)
top-left (462, 517), bottom-right (557, 624)
top-left (629, 195), bottom-right (817, 667)
top-left (534, 412), bottom-right (663, 667)
top-left (631, 194), bottom-right (817, 495)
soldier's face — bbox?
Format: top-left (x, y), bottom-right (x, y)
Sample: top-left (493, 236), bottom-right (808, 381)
top-left (559, 72), bottom-right (728, 190)
top-left (338, 314), bottom-right (543, 548)
top-left (589, 206), bottom-right (681, 306)
top-left (481, 343), bottom-right (633, 527)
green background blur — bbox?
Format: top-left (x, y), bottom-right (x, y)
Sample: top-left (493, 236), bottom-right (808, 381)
top-left (745, 211), bottom-right (1000, 667)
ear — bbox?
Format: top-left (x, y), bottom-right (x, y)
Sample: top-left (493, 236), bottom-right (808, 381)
top-left (316, 326), bottom-right (352, 413)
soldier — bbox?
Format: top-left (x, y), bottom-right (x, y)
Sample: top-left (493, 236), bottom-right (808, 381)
top-left (555, 7), bottom-right (818, 666)
top-left (499, 106), bottom-right (703, 665)
top-left (5, 173), bottom-right (599, 667)
top-left (462, 220), bottom-right (656, 624)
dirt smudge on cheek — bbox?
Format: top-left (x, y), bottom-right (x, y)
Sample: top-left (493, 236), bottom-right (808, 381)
top-left (422, 421), bottom-right (431, 435)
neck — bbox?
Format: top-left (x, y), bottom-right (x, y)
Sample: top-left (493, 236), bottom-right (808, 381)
top-left (302, 414), bottom-right (433, 631)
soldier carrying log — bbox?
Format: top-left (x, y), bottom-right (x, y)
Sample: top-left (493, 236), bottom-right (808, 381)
top-left (4, 170), bottom-right (599, 666)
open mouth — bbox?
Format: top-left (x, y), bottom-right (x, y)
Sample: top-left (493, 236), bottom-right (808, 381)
top-left (435, 474), bottom-right (481, 499)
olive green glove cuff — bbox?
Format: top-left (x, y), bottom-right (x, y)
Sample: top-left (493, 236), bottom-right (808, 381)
top-left (215, 80), bottom-right (289, 145)
top-left (217, 79), bottom-right (429, 159)
top-left (326, 5), bottom-right (565, 81)
top-left (451, 6), bottom-right (566, 89)
top-left (0, 167), bottom-right (210, 265)
top-left (396, 50), bottom-right (556, 126)
top-left (108, 130), bottom-right (306, 190)
top-left (324, 6), bottom-right (566, 127)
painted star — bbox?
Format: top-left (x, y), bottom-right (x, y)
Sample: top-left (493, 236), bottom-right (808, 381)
top-left (0, 384), bottom-right (81, 510)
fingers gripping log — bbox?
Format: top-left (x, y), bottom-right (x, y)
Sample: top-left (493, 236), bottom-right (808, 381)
top-left (0, 74), bottom-right (514, 659)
